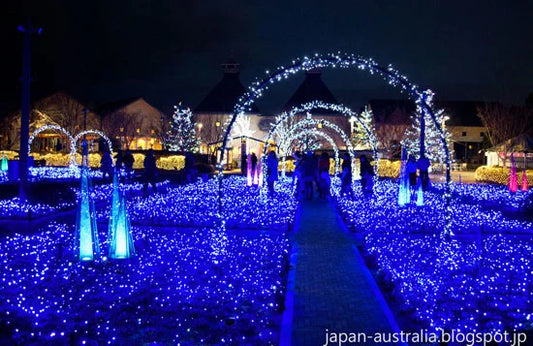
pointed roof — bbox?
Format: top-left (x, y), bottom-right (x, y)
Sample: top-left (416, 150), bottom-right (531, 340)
top-left (96, 96), bottom-right (143, 115)
top-left (195, 61), bottom-right (260, 114)
top-left (283, 69), bottom-right (339, 114)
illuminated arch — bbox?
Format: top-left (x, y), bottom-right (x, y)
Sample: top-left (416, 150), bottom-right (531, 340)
top-left (219, 53), bottom-right (452, 237)
top-left (263, 107), bottom-right (362, 182)
top-left (29, 124), bottom-right (77, 166)
top-left (276, 127), bottom-right (341, 175)
top-left (73, 130), bottom-right (113, 154)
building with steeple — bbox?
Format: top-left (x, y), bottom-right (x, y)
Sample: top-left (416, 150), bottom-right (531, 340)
top-left (194, 61), bottom-right (262, 166)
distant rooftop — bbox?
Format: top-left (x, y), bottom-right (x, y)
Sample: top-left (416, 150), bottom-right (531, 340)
top-left (195, 61), bottom-right (260, 114)
top-left (97, 96), bottom-right (143, 115)
top-left (283, 69), bottom-right (339, 115)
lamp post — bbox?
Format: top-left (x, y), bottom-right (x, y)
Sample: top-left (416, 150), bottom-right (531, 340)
top-left (18, 19), bottom-right (42, 200)
top-left (160, 113), bottom-right (165, 150)
top-left (215, 120), bottom-right (221, 166)
top-left (197, 122), bottom-right (203, 152)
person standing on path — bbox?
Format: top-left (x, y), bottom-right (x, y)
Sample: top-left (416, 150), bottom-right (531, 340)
top-left (317, 152), bottom-right (331, 199)
top-left (100, 150), bottom-right (113, 181)
top-left (143, 149), bottom-right (157, 194)
top-left (250, 152), bottom-right (258, 183)
top-left (340, 153), bottom-right (353, 197)
top-left (123, 150), bottom-right (135, 181)
top-left (359, 154), bottom-right (374, 196)
top-left (266, 151), bottom-right (279, 197)
top-left (301, 151), bottom-right (317, 200)
top-left (417, 154), bottom-right (431, 191)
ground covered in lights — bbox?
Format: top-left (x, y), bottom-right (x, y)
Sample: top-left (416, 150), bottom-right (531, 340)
top-left (334, 179), bottom-right (533, 334)
top-left (1, 172), bottom-right (532, 342)
top-left (0, 175), bottom-right (296, 345)
top-left (0, 224), bottom-right (289, 345)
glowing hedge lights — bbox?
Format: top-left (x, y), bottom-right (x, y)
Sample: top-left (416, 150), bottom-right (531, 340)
top-left (107, 172), bottom-right (135, 259)
top-left (217, 53), bottom-right (452, 236)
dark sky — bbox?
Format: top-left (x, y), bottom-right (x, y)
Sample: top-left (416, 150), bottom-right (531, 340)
top-left (2, 0), bottom-right (532, 117)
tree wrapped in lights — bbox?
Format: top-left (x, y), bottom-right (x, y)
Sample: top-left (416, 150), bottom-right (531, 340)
top-left (272, 114), bottom-right (297, 157)
top-left (351, 105), bottom-right (376, 150)
top-left (403, 92), bottom-right (452, 164)
top-left (166, 102), bottom-right (199, 152)
top-left (231, 113), bottom-right (256, 139)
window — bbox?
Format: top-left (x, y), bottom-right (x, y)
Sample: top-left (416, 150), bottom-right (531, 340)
top-left (462, 131), bottom-right (467, 137)
top-left (480, 132), bottom-right (485, 137)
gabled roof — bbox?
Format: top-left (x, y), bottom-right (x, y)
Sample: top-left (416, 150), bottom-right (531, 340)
top-left (283, 69), bottom-right (339, 115)
top-left (96, 96), bottom-right (143, 115)
top-left (195, 62), bottom-right (260, 114)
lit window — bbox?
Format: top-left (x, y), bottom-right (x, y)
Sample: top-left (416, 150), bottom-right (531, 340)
top-left (136, 128), bottom-right (141, 134)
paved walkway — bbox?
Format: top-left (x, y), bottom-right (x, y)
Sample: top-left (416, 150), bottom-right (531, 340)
top-left (284, 198), bottom-right (398, 346)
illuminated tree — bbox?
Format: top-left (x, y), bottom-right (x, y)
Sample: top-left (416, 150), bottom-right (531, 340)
top-left (350, 105), bottom-right (376, 150)
top-left (404, 95), bottom-right (452, 164)
top-left (166, 102), bottom-right (199, 152)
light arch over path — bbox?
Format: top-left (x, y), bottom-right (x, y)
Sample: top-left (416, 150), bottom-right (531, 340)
top-left (275, 127), bottom-right (342, 175)
top-left (29, 124), bottom-right (77, 166)
top-left (72, 130), bottom-right (114, 166)
top-left (220, 53), bottom-right (452, 237)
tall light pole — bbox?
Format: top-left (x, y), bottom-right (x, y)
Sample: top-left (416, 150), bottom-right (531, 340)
top-left (18, 19), bottom-right (42, 200)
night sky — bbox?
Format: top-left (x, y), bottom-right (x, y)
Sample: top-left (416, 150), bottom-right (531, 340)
top-left (1, 0), bottom-right (532, 117)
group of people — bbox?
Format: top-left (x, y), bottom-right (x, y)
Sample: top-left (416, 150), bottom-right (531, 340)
top-left (293, 151), bottom-right (332, 200)
top-left (340, 153), bottom-right (374, 197)
top-left (406, 154), bottom-right (431, 191)
top-left (99, 149), bottom-right (158, 194)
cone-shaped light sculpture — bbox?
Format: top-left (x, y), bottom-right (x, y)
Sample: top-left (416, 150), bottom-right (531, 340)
top-left (398, 147), bottom-right (410, 206)
top-left (508, 153), bottom-right (518, 193)
top-left (247, 153), bottom-right (253, 186)
top-left (521, 169), bottom-right (529, 192)
top-left (1, 152), bottom-right (7, 171)
top-left (74, 140), bottom-right (100, 261)
top-left (416, 176), bottom-right (424, 207)
top-left (108, 171), bottom-right (135, 259)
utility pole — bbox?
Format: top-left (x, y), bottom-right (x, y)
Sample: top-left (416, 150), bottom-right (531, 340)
top-left (18, 19), bottom-right (42, 200)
